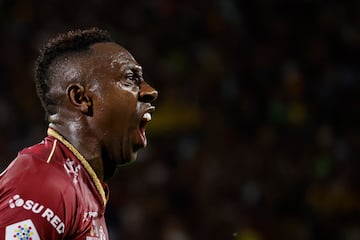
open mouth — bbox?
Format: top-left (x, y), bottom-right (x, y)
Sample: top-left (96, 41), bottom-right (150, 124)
top-left (138, 112), bottom-right (152, 147)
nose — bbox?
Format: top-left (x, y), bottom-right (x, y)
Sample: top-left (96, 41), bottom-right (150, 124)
top-left (139, 81), bottom-right (158, 103)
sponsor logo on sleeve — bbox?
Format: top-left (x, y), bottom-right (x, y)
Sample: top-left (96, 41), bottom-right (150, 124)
top-left (8, 194), bottom-right (65, 234)
top-left (5, 219), bottom-right (40, 240)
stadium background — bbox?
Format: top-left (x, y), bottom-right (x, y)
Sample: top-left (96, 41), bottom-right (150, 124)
top-left (1, 0), bottom-right (360, 239)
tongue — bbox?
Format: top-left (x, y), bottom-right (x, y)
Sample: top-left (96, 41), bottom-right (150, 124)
top-left (139, 126), bottom-right (147, 147)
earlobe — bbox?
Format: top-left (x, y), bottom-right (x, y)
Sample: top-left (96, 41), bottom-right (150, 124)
top-left (67, 83), bottom-right (92, 115)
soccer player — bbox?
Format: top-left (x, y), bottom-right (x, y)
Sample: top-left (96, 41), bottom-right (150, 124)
top-left (0, 28), bottom-right (158, 239)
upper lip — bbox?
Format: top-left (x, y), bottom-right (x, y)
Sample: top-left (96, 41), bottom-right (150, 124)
top-left (141, 105), bottom-right (155, 121)
top-left (146, 105), bottom-right (155, 114)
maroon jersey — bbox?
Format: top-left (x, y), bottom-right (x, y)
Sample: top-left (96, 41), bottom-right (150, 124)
top-left (0, 128), bottom-right (110, 240)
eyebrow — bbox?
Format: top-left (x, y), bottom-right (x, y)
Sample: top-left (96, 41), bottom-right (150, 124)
top-left (112, 58), bottom-right (142, 71)
top-left (121, 64), bottom-right (143, 74)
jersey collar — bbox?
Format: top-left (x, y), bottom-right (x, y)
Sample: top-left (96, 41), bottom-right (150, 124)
top-left (47, 128), bottom-right (108, 207)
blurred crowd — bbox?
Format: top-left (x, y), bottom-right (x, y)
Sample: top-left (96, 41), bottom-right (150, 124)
top-left (1, 0), bottom-right (360, 239)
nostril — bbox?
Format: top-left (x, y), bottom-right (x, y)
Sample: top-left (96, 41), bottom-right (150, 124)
top-left (139, 90), bottom-right (158, 102)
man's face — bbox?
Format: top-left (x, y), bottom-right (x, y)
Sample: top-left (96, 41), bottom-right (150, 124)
top-left (81, 42), bottom-right (158, 165)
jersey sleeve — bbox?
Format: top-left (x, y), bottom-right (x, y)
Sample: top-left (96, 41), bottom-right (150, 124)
top-left (0, 154), bottom-right (80, 240)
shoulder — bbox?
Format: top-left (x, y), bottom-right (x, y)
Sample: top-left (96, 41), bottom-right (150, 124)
top-left (1, 145), bottom-right (71, 192)
top-left (1, 139), bottom-right (79, 203)
top-left (0, 141), bottom-right (78, 206)
top-left (0, 142), bottom-right (81, 238)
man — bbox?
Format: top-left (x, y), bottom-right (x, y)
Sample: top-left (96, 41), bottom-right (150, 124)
top-left (0, 28), bottom-right (158, 239)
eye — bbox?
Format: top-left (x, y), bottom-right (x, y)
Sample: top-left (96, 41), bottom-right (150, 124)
top-left (126, 72), bottom-right (139, 82)
top-left (120, 67), bottom-right (143, 87)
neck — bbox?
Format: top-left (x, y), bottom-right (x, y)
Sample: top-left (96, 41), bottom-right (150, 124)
top-left (48, 121), bottom-right (105, 181)
top-left (47, 127), bottom-right (108, 206)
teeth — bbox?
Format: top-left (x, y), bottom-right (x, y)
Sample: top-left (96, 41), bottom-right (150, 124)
top-left (143, 112), bottom-right (152, 121)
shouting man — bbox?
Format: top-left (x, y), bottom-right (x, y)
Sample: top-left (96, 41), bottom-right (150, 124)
top-left (0, 28), bottom-right (158, 239)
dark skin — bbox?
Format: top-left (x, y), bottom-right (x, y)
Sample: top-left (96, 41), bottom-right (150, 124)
top-left (47, 42), bottom-right (158, 181)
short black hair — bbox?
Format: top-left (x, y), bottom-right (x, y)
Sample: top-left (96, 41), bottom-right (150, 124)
top-left (34, 27), bottom-right (113, 117)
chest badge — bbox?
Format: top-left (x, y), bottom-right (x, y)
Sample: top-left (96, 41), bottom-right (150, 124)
top-left (64, 158), bottom-right (81, 184)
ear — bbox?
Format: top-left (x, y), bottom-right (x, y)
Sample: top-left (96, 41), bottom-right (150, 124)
top-left (66, 83), bottom-right (93, 115)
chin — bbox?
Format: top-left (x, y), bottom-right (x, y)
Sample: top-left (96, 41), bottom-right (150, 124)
top-left (129, 152), bottom-right (138, 163)
top-left (119, 152), bottom-right (138, 166)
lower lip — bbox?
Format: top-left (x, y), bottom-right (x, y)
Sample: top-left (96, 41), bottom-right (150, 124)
top-left (138, 127), bottom-right (147, 147)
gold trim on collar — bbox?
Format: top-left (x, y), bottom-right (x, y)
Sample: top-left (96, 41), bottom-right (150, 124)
top-left (47, 128), bottom-right (107, 206)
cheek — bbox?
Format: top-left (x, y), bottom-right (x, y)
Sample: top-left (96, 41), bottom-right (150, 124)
top-left (107, 95), bottom-right (138, 129)
top-left (94, 85), bottom-right (139, 131)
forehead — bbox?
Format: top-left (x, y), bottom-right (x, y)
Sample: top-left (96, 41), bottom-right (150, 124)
top-left (51, 42), bottom-right (141, 87)
top-left (89, 42), bottom-right (139, 68)
top-left (48, 42), bottom-right (139, 88)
